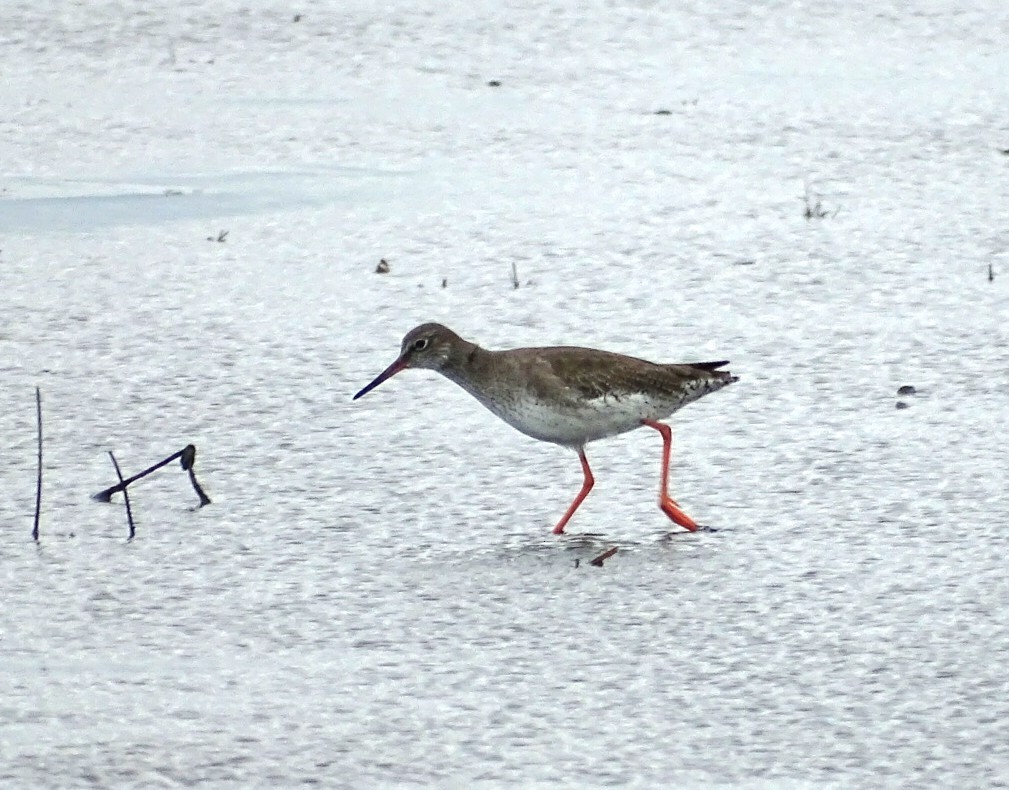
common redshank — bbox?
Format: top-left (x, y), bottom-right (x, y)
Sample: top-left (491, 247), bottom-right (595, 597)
top-left (353, 323), bottom-right (737, 534)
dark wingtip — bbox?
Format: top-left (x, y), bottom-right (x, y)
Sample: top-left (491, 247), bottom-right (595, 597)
top-left (695, 360), bottom-right (730, 371)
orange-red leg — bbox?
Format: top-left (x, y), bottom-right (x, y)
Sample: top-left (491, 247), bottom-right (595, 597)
top-left (552, 448), bottom-right (594, 534)
top-left (641, 419), bottom-right (699, 531)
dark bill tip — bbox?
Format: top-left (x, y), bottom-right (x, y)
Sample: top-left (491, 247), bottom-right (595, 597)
top-left (353, 358), bottom-right (406, 400)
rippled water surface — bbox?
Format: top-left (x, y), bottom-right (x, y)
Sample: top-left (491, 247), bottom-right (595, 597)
top-left (2, 0), bottom-right (1009, 786)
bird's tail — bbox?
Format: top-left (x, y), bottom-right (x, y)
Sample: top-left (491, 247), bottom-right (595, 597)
top-left (692, 360), bottom-right (738, 385)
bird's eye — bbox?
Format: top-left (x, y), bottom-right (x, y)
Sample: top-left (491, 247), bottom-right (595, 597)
top-left (412, 338), bottom-right (429, 352)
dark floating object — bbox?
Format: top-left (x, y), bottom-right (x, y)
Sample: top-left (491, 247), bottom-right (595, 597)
top-left (734, 259), bottom-right (757, 266)
top-left (93, 444), bottom-right (211, 508)
top-left (589, 546), bottom-right (618, 567)
top-left (895, 401), bottom-right (910, 410)
top-left (510, 262), bottom-right (519, 290)
top-left (107, 451), bottom-right (136, 540)
top-left (653, 109), bottom-right (672, 115)
top-left (441, 278), bottom-right (448, 288)
top-left (487, 80), bottom-right (501, 87)
top-left (33, 387), bottom-right (42, 542)
top-left (375, 258), bottom-right (390, 274)
top-left (206, 230), bottom-right (229, 242)
top-left (897, 385), bottom-right (917, 396)
top-left (989, 263), bottom-right (995, 282)
top-left (293, 13), bottom-right (302, 22)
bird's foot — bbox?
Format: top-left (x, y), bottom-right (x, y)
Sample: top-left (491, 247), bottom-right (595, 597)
top-left (659, 497), bottom-right (699, 531)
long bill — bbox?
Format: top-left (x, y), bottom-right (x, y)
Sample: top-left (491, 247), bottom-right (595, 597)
top-left (353, 357), bottom-right (406, 400)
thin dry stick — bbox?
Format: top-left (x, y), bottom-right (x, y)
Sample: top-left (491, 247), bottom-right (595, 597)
top-left (33, 387), bottom-right (42, 542)
top-left (510, 262), bottom-right (519, 289)
top-left (92, 449), bottom-right (185, 502)
top-left (589, 546), bottom-right (618, 567)
top-left (180, 444), bottom-right (211, 507)
top-left (93, 444), bottom-right (211, 507)
top-left (108, 451), bottom-right (136, 539)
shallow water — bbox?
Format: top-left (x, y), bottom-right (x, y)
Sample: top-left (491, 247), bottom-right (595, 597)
top-left (2, 0), bottom-right (1009, 786)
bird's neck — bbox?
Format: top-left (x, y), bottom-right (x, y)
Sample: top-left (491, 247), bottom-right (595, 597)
top-left (441, 341), bottom-right (494, 394)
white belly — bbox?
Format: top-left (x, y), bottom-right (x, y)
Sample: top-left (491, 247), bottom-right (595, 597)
top-left (473, 389), bottom-right (672, 448)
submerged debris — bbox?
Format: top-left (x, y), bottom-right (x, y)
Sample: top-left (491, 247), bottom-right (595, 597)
top-left (895, 384), bottom-right (917, 410)
top-left (589, 547), bottom-right (618, 567)
top-left (802, 181), bottom-right (836, 220)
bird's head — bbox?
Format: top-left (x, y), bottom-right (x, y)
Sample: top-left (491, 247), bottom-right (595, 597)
top-left (353, 323), bottom-right (459, 399)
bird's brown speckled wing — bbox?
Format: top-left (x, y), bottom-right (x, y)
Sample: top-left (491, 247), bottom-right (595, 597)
top-left (514, 347), bottom-right (732, 405)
